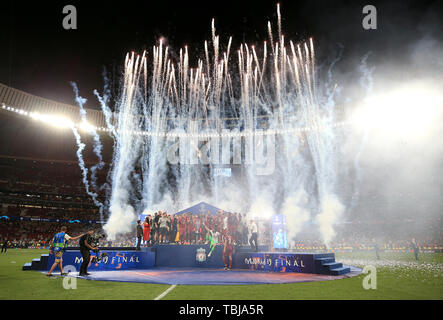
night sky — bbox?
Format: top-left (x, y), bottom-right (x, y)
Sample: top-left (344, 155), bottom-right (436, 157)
top-left (1, 0), bottom-right (442, 109)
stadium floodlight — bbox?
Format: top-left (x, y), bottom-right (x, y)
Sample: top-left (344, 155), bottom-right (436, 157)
top-left (30, 112), bottom-right (74, 129)
top-left (79, 120), bottom-right (95, 133)
top-left (46, 115), bottom-right (74, 129)
top-left (351, 82), bottom-right (442, 140)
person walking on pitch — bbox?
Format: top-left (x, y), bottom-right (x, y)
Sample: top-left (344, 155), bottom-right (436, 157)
top-left (47, 226), bottom-right (84, 277)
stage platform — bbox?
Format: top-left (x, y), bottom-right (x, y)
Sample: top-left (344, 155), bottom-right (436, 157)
top-left (151, 245), bottom-right (351, 275)
top-left (151, 244), bottom-right (269, 268)
top-left (24, 244), bottom-right (352, 277)
top-left (40, 266), bottom-right (362, 285)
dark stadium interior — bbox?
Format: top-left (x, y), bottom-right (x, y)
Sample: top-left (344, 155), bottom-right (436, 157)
top-left (0, 86), bottom-right (442, 251)
top-left (0, 0), bottom-right (442, 252)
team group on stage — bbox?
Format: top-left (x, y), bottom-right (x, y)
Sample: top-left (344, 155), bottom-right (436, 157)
top-left (136, 210), bottom-right (259, 270)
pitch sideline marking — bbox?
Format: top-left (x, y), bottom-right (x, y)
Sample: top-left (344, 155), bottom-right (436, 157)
top-left (154, 284), bottom-right (177, 300)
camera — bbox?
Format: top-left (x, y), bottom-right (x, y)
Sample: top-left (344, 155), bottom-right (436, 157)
top-left (89, 233), bottom-right (108, 263)
top-left (89, 233), bottom-right (105, 248)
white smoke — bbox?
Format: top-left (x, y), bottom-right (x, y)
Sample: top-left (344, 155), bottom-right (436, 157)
top-left (104, 193), bottom-right (136, 240)
top-left (149, 193), bottom-right (175, 214)
top-left (248, 194), bottom-right (275, 219)
top-left (316, 193), bottom-right (345, 247)
top-left (282, 189), bottom-right (311, 242)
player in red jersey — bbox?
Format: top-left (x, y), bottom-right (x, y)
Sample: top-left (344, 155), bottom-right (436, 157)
top-left (178, 216), bottom-right (185, 244)
top-left (228, 213), bottom-right (237, 241)
top-left (223, 233), bottom-right (234, 270)
top-left (184, 215), bottom-right (190, 244)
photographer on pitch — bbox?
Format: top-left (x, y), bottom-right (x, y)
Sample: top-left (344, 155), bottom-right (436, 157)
top-left (79, 228), bottom-right (98, 276)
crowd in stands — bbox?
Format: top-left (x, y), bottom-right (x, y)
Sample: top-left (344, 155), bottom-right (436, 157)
top-left (1, 158), bottom-right (442, 254)
top-left (0, 209), bottom-right (264, 249)
top-left (1, 216), bottom-right (442, 252)
top-left (2, 205), bottom-right (99, 221)
top-left (0, 158), bottom-right (107, 209)
top-left (0, 220), bottom-right (101, 248)
top-left (0, 158), bottom-right (105, 224)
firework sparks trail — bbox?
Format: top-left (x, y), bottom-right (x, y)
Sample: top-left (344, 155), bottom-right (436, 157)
top-left (71, 83), bottom-right (105, 220)
top-left (73, 4), bottom-right (348, 243)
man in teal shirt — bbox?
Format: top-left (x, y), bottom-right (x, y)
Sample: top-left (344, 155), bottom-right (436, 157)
top-left (47, 226), bottom-right (84, 277)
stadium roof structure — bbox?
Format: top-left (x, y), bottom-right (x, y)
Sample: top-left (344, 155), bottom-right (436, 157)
top-left (1, 82), bottom-right (348, 126)
top-left (174, 202), bottom-right (224, 215)
top-left (0, 82), bottom-right (349, 162)
top-left (0, 82), bottom-right (107, 128)
top-left (0, 82), bottom-right (116, 163)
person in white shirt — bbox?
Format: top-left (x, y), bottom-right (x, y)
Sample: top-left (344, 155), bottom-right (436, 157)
top-left (249, 220), bottom-right (258, 252)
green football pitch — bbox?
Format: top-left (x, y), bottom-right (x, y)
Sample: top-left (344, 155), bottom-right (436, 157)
top-left (0, 249), bottom-right (441, 300)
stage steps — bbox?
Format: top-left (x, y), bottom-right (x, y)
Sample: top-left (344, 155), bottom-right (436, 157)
top-left (22, 262), bottom-right (32, 271)
top-left (329, 267), bottom-right (351, 276)
top-left (314, 256), bottom-right (350, 275)
top-left (22, 254), bottom-right (49, 271)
